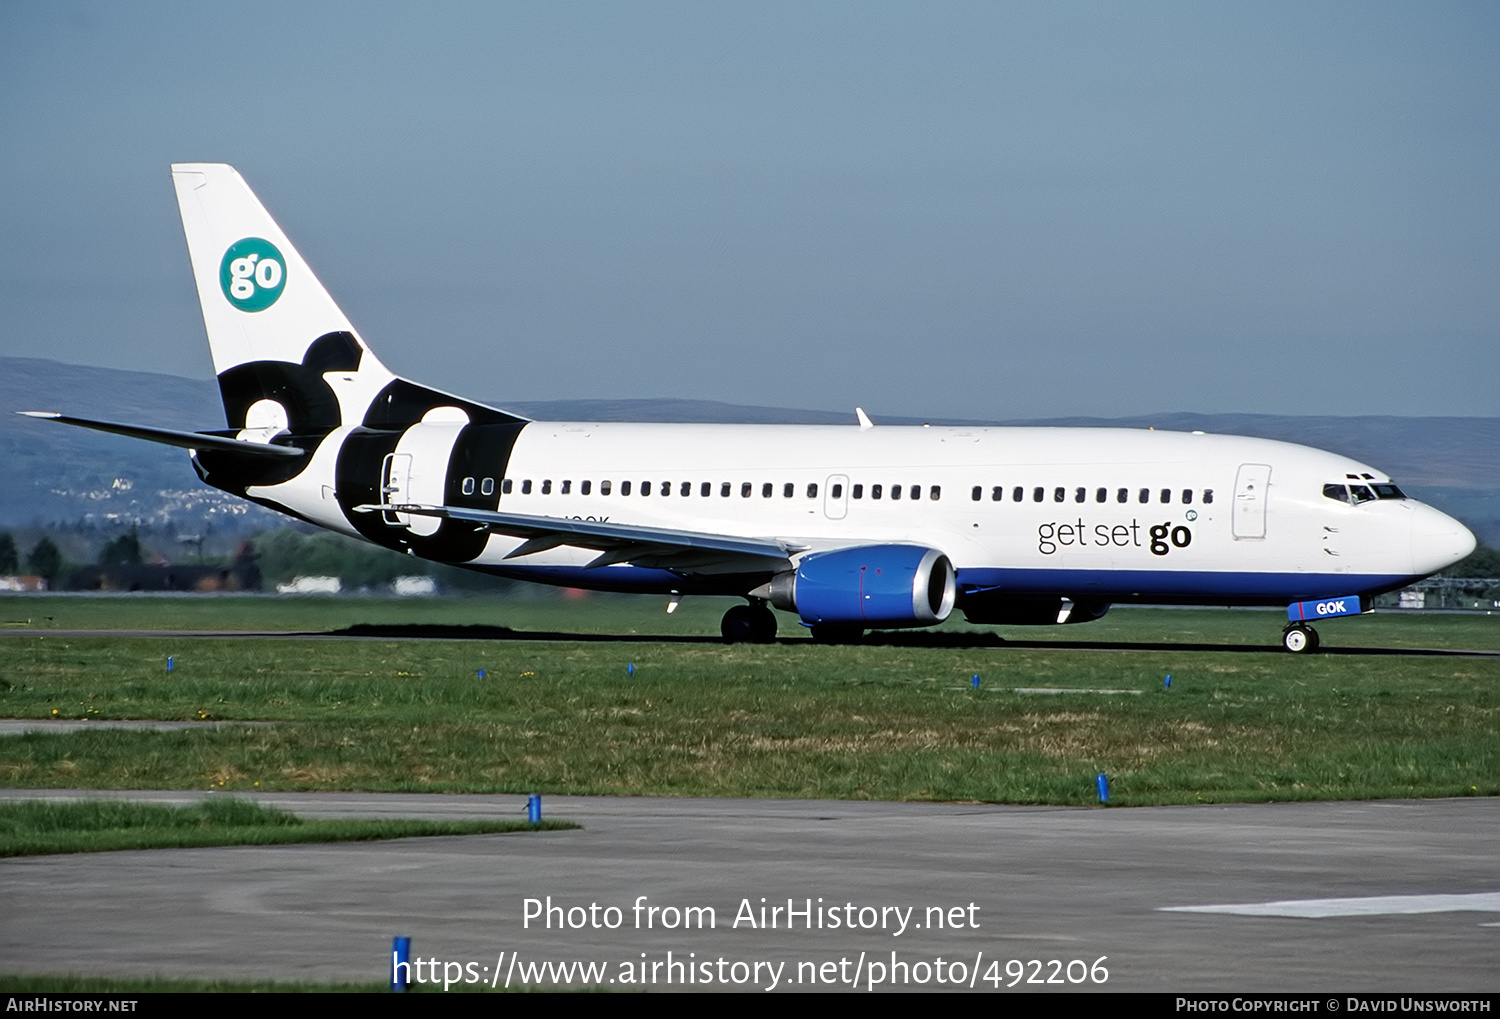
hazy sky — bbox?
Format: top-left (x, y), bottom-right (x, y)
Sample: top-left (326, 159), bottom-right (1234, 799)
top-left (2, 2), bottom-right (1496, 420)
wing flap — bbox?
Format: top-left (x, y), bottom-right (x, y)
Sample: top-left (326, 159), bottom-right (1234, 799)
top-left (355, 502), bottom-right (795, 573)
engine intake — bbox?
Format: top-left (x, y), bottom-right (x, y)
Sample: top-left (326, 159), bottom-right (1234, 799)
top-left (769, 544), bottom-right (956, 629)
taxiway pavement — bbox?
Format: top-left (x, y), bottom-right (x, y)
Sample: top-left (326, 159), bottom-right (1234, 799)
top-left (1, 792), bottom-right (1495, 992)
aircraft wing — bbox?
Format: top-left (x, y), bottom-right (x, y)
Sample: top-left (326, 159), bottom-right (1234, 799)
top-left (354, 503), bottom-right (801, 573)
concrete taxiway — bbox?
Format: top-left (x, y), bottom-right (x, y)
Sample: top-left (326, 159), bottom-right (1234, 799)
top-left (1, 792), bottom-right (1496, 992)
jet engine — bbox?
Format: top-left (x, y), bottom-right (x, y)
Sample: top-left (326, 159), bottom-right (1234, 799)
top-left (768, 544), bottom-right (956, 629)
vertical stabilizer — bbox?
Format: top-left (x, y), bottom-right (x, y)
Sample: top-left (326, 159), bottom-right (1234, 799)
top-left (171, 163), bottom-right (396, 433)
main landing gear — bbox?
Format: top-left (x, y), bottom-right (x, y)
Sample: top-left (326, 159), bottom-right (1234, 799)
top-left (1282, 623), bottom-right (1321, 654)
top-left (721, 601), bottom-right (778, 644)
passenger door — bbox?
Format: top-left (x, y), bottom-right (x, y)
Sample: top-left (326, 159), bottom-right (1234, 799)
top-left (1232, 463), bottom-right (1271, 540)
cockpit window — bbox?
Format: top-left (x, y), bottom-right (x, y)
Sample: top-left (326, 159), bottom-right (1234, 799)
top-left (1326, 481), bottom-right (1407, 504)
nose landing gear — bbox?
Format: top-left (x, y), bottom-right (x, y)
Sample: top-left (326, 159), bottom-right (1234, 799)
top-left (1282, 623), bottom-right (1321, 654)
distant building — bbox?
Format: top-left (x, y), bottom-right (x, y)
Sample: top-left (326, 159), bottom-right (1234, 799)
top-left (393, 576), bottom-right (437, 597)
top-left (68, 562), bottom-right (259, 593)
top-left (276, 576), bottom-right (342, 595)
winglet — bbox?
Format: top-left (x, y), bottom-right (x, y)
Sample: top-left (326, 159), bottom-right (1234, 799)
top-left (855, 407), bottom-right (874, 431)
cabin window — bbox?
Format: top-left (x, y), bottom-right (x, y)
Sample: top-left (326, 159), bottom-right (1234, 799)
top-left (784, 482), bottom-right (794, 498)
top-left (911, 484), bottom-right (922, 501)
top-left (541, 480), bottom-right (551, 495)
top-left (680, 481), bottom-right (691, 497)
top-left (742, 482), bottom-right (752, 498)
top-left (971, 486), bottom-right (981, 501)
top-left (660, 481), bottom-right (670, 496)
top-left (1032, 487), bottom-right (1043, 502)
top-left (503, 478), bottom-right (513, 495)
top-left (1161, 488), bottom-right (1171, 504)
top-left (1012, 486), bottom-right (1023, 502)
top-left (870, 484), bottom-right (882, 499)
top-left (1096, 487), bottom-right (1107, 503)
top-left (892, 485), bottom-right (902, 501)
top-left (762, 482), bottom-right (773, 498)
top-left (1075, 487), bottom-right (1086, 504)
top-left (831, 483), bottom-right (843, 498)
top-left (601, 480), bottom-right (612, 496)
top-left (1181, 489), bottom-right (1193, 505)
top-left (481, 478), bottom-right (495, 496)
top-left (561, 480), bottom-right (572, 495)
top-left (701, 482), bottom-right (711, 497)
top-left (930, 485), bottom-right (941, 501)
top-left (1053, 487), bottom-right (1065, 503)
top-left (462, 477), bottom-right (475, 496)
top-left (852, 484), bottom-right (863, 499)
top-left (807, 483), bottom-right (818, 498)
top-left (987, 486), bottom-right (999, 502)
top-left (581, 480), bottom-right (591, 496)
top-left (621, 481), bottom-right (632, 496)
top-left (721, 482), bottom-right (731, 497)
top-left (1115, 488), bottom-right (1126, 503)
top-left (521, 479), bottom-right (532, 495)
top-left (1203, 489), bottom-right (1214, 504)
top-left (640, 481), bottom-right (650, 496)
top-left (1139, 488), bottom-right (1149, 504)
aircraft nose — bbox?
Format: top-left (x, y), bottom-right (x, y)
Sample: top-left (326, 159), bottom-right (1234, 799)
top-left (1409, 503), bottom-right (1476, 576)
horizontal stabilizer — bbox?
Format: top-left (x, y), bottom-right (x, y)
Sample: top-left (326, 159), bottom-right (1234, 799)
top-left (353, 502), bottom-right (797, 573)
top-left (18, 412), bottom-right (306, 459)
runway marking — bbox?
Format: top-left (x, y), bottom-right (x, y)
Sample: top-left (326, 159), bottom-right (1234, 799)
top-left (1012, 687), bottom-right (1142, 695)
top-left (1161, 892), bottom-right (1500, 918)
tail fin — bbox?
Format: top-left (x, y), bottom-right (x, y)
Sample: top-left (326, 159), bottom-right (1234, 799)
top-left (172, 163), bottom-right (396, 434)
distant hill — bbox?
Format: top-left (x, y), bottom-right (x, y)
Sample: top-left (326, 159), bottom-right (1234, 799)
top-left (5, 357), bottom-right (1497, 544)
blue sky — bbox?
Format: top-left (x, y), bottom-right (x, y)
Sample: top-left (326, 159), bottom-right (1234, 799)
top-left (1, 2), bottom-right (1496, 419)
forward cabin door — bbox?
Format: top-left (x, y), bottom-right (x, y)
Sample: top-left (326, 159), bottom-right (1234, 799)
top-left (1232, 463), bottom-right (1271, 540)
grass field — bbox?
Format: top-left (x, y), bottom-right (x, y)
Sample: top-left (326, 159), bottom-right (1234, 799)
top-left (0, 796), bottom-right (573, 858)
top-left (0, 595), bottom-right (1496, 806)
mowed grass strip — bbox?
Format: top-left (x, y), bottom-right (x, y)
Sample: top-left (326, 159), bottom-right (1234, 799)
top-left (0, 975), bottom-right (389, 993)
top-left (6, 594), bottom-right (1500, 650)
top-left (0, 797), bottom-right (575, 857)
top-left (0, 611), bottom-right (1495, 805)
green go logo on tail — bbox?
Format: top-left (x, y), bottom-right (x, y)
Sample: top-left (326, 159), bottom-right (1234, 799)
top-left (219, 238), bottom-right (286, 312)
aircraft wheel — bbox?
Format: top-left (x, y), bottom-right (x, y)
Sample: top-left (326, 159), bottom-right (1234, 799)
top-left (721, 605), bottom-right (757, 644)
top-left (810, 624), bottom-right (864, 645)
top-left (748, 604), bottom-right (778, 643)
top-left (722, 604), bottom-right (779, 644)
top-left (1282, 624), bottom-right (1320, 654)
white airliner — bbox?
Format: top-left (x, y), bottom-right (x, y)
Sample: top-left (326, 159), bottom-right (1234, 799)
top-left (23, 164), bottom-right (1477, 651)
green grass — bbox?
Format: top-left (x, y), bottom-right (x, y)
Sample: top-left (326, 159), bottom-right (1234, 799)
top-left (0, 974), bottom-right (463, 993)
top-left (0, 796), bottom-right (574, 857)
top-left (5, 592), bottom-right (1500, 649)
top-left (0, 598), bottom-right (1496, 806)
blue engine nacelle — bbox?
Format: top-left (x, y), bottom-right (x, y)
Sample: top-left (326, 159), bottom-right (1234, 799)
top-left (768, 545), bottom-right (957, 629)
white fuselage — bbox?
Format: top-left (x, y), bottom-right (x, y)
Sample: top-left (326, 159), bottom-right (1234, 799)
top-left (251, 420), bottom-right (1473, 606)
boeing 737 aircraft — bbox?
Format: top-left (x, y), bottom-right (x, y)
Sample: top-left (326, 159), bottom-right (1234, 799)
top-left (23, 164), bottom-right (1477, 651)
